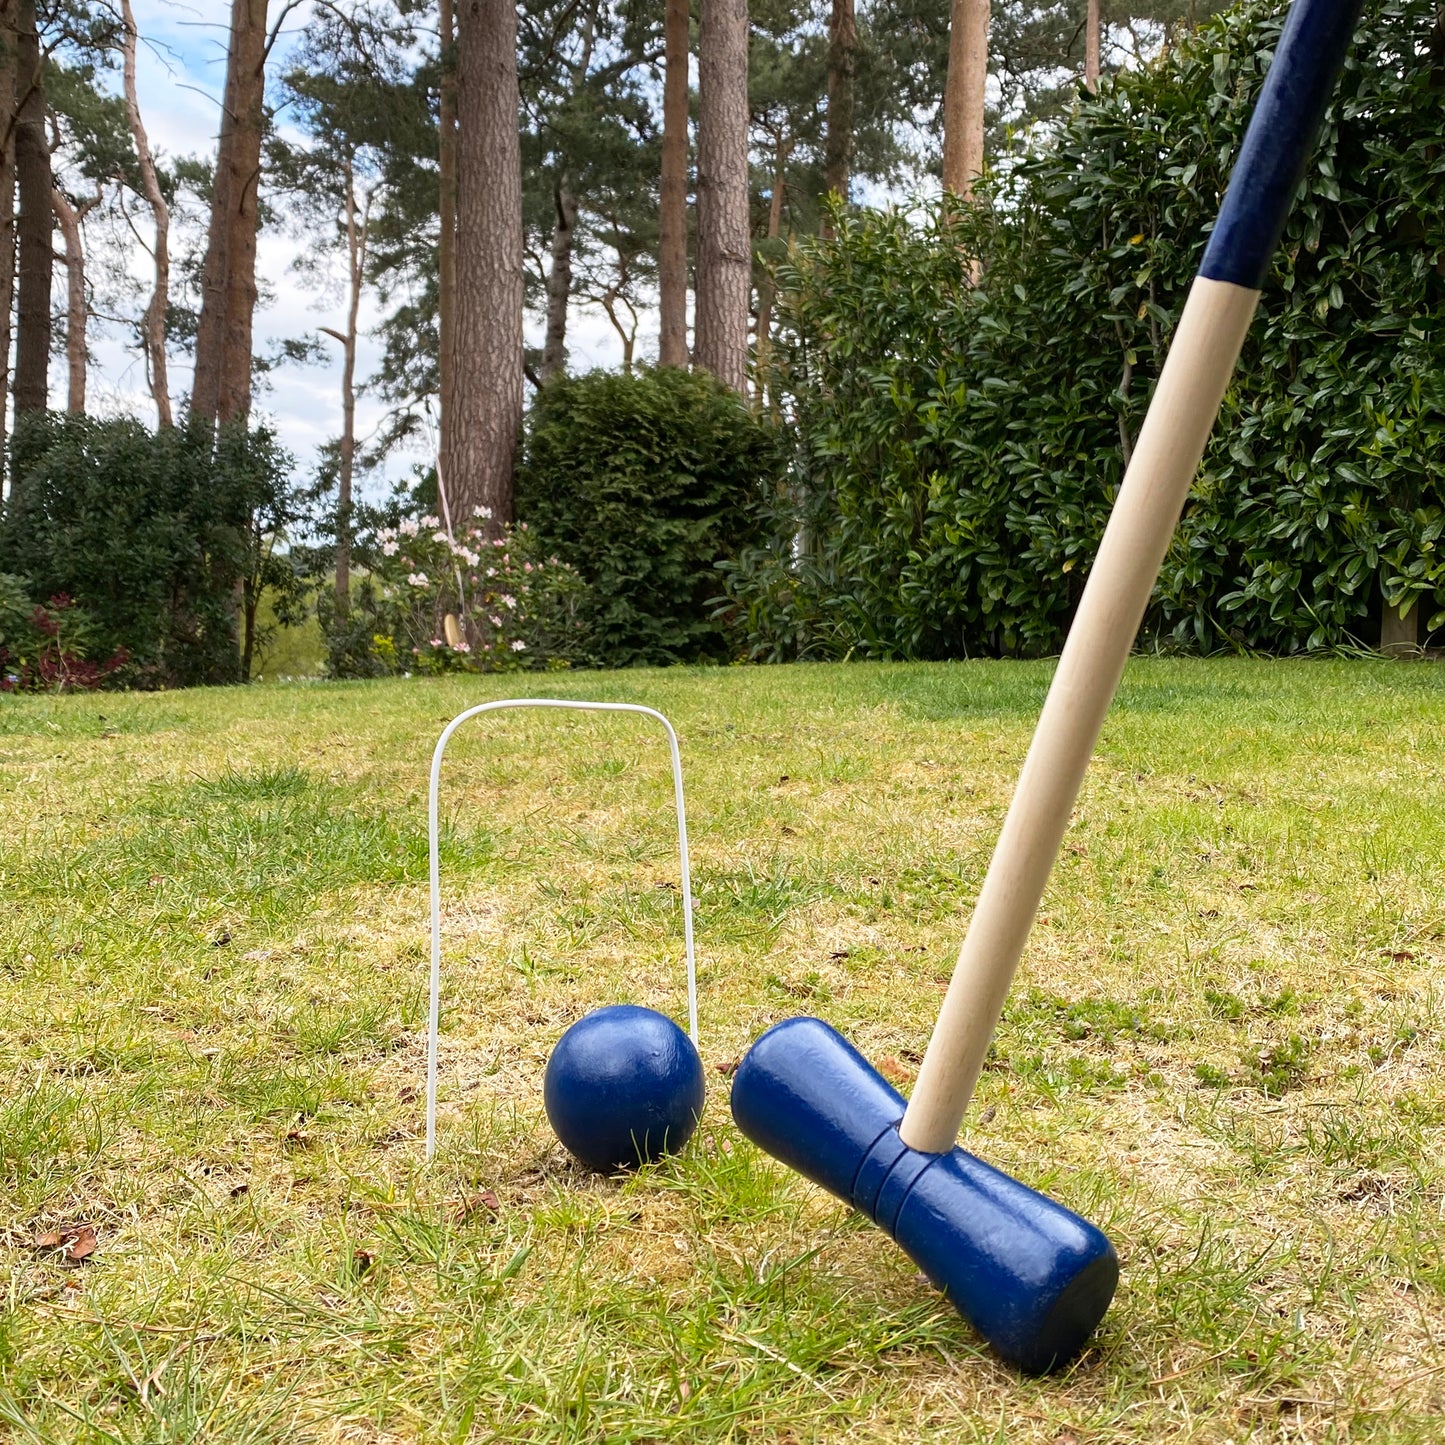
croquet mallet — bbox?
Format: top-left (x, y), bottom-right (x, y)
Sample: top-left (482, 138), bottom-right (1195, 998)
top-left (731, 0), bottom-right (1363, 1374)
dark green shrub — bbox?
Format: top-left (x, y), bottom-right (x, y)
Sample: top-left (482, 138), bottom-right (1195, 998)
top-left (516, 368), bottom-right (781, 666)
top-left (741, 0), bottom-right (1444, 659)
top-left (1, 414), bottom-right (298, 688)
top-left (0, 574), bottom-right (34, 665)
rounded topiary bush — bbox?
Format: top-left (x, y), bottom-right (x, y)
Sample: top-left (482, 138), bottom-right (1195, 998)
top-left (516, 367), bottom-right (781, 667)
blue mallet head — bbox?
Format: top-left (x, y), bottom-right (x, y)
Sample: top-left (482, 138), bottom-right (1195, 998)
top-left (544, 1004), bottom-right (705, 1173)
top-left (731, 1017), bottom-right (1117, 1374)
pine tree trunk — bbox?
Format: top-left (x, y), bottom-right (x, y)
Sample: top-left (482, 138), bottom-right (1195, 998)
top-left (1085, 0), bottom-right (1100, 91)
top-left (240, 523), bottom-right (260, 680)
top-left (121, 0), bottom-right (172, 427)
top-left (541, 177), bottom-right (576, 379)
top-left (823, 0), bottom-right (855, 203)
top-left (438, 0), bottom-right (458, 509)
top-left (0, 0), bottom-right (18, 499)
top-left (754, 133), bottom-right (789, 411)
top-left (51, 189), bottom-right (90, 414)
top-left (13, 0), bottom-right (51, 416)
top-left (325, 162), bottom-right (368, 616)
top-left (695, 0), bottom-right (750, 394)
top-left (192, 0), bottom-right (268, 426)
top-left (453, 0), bottom-right (523, 523)
top-left (657, 0), bottom-right (689, 367)
top-left (536, 13), bottom-right (592, 385)
top-left (941, 0), bottom-right (989, 198)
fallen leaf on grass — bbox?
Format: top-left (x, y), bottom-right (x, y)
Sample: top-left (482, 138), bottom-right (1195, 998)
top-left (452, 1189), bottom-right (501, 1222)
top-left (33, 1223), bottom-right (98, 1265)
top-left (878, 1055), bottom-right (915, 1086)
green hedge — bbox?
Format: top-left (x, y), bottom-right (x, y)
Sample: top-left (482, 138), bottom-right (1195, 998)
top-left (1, 414), bottom-right (294, 687)
top-left (517, 367), bottom-right (781, 666)
top-left (731, 0), bottom-right (1444, 659)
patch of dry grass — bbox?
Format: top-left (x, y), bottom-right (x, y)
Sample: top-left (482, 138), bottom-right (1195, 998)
top-left (1, 659), bottom-right (1442, 1441)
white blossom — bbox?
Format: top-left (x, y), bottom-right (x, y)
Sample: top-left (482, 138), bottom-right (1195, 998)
top-left (510, 639), bottom-right (527, 652)
top-left (381, 540), bottom-right (399, 556)
top-left (408, 572), bottom-right (429, 588)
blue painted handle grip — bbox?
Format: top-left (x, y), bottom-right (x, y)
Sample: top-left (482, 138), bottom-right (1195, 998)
top-left (1198, 0), bottom-right (1362, 288)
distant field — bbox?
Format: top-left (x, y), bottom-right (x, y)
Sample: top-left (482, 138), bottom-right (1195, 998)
top-left (1, 660), bottom-right (1442, 1441)
top-left (251, 593), bottom-right (326, 681)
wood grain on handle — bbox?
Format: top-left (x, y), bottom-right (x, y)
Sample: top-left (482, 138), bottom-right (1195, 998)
top-left (899, 278), bottom-right (1258, 1153)
top-left (898, 0), bottom-right (1363, 1154)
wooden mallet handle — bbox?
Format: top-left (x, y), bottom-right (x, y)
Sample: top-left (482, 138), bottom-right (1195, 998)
top-left (901, 0), bottom-right (1363, 1154)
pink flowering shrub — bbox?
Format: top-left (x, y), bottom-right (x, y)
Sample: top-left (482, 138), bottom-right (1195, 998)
top-left (360, 509), bottom-right (590, 674)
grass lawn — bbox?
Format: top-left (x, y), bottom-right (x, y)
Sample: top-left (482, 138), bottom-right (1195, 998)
top-left (1, 659), bottom-right (1442, 1442)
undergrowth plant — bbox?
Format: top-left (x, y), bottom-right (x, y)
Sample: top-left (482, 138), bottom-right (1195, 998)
top-left (0, 581), bottom-right (129, 693)
top-left (333, 512), bottom-right (590, 676)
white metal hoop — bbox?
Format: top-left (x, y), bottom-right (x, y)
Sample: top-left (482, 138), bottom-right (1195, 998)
top-left (426, 699), bottom-right (699, 1160)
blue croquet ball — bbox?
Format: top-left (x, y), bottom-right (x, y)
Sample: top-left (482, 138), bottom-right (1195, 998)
top-left (543, 1005), bottom-right (705, 1173)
